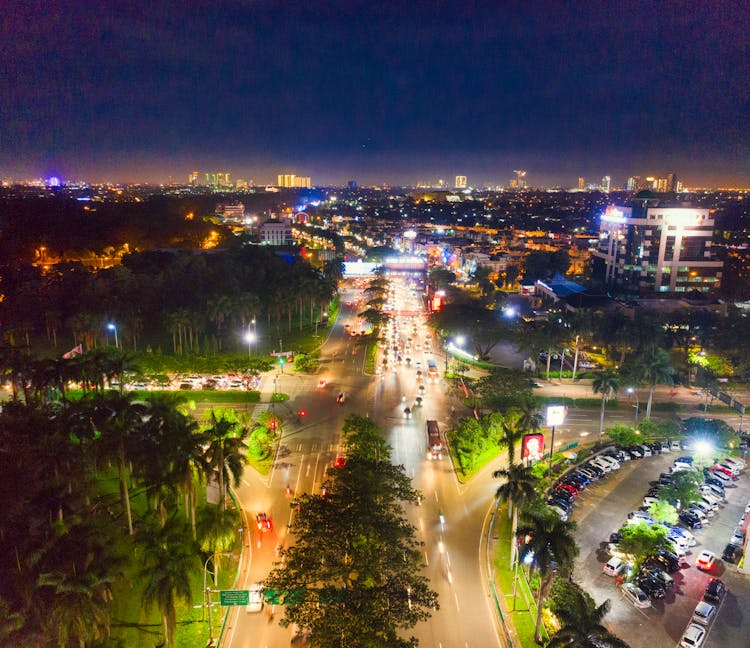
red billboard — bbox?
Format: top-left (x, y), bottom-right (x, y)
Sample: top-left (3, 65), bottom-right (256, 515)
top-left (522, 434), bottom-right (545, 463)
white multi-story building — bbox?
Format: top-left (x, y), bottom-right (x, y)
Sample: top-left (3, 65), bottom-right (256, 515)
top-left (260, 219), bottom-right (293, 246)
top-left (592, 193), bottom-right (723, 294)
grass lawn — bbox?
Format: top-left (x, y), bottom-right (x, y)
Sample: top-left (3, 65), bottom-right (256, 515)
top-left (97, 470), bottom-right (242, 647)
top-left (449, 441), bottom-right (504, 481)
top-left (248, 449), bottom-right (275, 476)
top-left (492, 505), bottom-right (545, 648)
top-left (364, 341), bottom-right (377, 375)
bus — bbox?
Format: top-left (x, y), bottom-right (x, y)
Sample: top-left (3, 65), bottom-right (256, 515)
top-left (427, 358), bottom-right (439, 381)
top-left (426, 420), bottom-right (442, 459)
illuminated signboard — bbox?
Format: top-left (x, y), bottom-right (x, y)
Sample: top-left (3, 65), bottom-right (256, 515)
top-left (546, 405), bottom-right (567, 427)
top-left (601, 206), bottom-right (627, 224)
top-left (522, 434), bottom-right (545, 463)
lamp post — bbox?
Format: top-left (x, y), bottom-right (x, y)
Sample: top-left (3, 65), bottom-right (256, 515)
top-left (546, 405), bottom-right (566, 475)
top-left (107, 322), bottom-right (119, 349)
top-left (627, 387), bottom-right (639, 423)
top-left (202, 555), bottom-right (215, 643)
top-left (247, 331), bottom-right (256, 357)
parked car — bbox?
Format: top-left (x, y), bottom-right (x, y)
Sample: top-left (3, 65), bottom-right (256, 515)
top-left (639, 444), bottom-right (653, 457)
top-left (583, 463), bottom-right (605, 478)
top-left (679, 510), bottom-right (702, 530)
top-left (639, 564), bottom-right (674, 590)
top-left (621, 582), bottom-right (651, 608)
top-left (642, 496), bottom-right (659, 508)
top-left (692, 601), bottom-right (716, 626)
top-left (548, 497), bottom-right (573, 513)
top-left (636, 574), bottom-right (666, 599)
top-left (704, 578), bottom-right (726, 603)
top-left (589, 457), bottom-right (612, 473)
top-left (548, 505), bottom-right (568, 521)
top-left (603, 556), bottom-right (627, 576)
top-left (577, 467), bottom-right (599, 481)
top-left (668, 525), bottom-right (696, 546)
top-left (552, 487), bottom-right (575, 503)
top-left (645, 554), bottom-right (679, 575)
top-left (722, 543), bottom-right (743, 564)
top-left (679, 623), bottom-right (706, 648)
top-left (729, 527), bottom-right (746, 547)
top-left (628, 511), bottom-right (654, 524)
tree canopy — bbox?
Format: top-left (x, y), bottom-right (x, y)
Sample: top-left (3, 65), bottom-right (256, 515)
top-left (264, 415), bottom-right (437, 647)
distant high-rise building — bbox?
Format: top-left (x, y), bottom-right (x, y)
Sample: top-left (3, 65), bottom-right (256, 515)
top-left (235, 179), bottom-right (248, 189)
top-left (348, 180), bottom-right (357, 189)
top-left (509, 179), bottom-right (518, 189)
top-left (627, 176), bottom-right (638, 191)
top-left (667, 173), bottom-right (678, 192)
top-left (277, 174), bottom-right (311, 189)
top-left (601, 176), bottom-right (611, 193)
top-left (188, 171), bottom-right (199, 186)
top-left (455, 175), bottom-right (467, 189)
top-left (513, 170), bottom-right (527, 189)
top-left (205, 172), bottom-right (230, 187)
top-left (578, 176), bottom-right (585, 190)
top-left (655, 177), bottom-right (669, 192)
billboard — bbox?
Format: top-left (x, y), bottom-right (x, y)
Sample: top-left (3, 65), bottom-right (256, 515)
top-left (546, 405), bottom-right (567, 427)
top-left (522, 434), bottom-right (545, 463)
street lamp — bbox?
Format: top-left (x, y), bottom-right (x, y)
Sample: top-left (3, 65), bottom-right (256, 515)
top-left (244, 330), bottom-right (257, 358)
top-left (627, 387), bottom-right (639, 423)
top-left (107, 322), bottom-right (119, 349)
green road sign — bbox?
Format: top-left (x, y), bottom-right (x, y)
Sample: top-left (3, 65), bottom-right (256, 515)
top-left (219, 589), bottom-right (249, 606)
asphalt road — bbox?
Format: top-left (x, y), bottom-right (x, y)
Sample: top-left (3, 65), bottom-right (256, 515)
top-left (223, 280), bottom-right (504, 647)
top-left (569, 450), bottom-right (750, 648)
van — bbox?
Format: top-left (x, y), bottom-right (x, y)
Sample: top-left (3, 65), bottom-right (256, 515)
top-left (604, 556), bottom-right (626, 576)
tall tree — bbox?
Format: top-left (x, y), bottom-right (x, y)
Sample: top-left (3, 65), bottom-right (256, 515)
top-left (264, 418), bottom-right (437, 646)
top-left (547, 581), bottom-right (629, 648)
top-left (517, 508), bottom-right (579, 644)
top-left (592, 371), bottom-right (620, 441)
top-left (635, 348), bottom-right (674, 419)
top-left (202, 411), bottom-right (248, 511)
top-left (138, 515), bottom-right (196, 648)
top-left (493, 463), bottom-right (538, 569)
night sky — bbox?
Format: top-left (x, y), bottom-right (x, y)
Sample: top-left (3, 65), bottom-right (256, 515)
top-left (2, 1), bottom-right (749, 186)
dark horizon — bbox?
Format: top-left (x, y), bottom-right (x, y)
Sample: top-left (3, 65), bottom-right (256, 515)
top-left (2, 1), bottom-right (749, 186)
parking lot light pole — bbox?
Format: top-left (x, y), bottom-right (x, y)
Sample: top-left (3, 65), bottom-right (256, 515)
top-left (107, 322), bottom-right (119, 349)
top-left (627, 387), bottom-right (639, 423)
top-left (546, 405), bottom-right (566, 474)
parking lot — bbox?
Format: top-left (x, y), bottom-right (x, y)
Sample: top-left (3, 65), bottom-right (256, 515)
top-left (569, 450), bottom-right (750, 648)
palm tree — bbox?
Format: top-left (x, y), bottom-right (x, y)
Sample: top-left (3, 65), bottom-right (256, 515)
top-left (636, 348), bottom-right (674, 419)
top-left (547, 587), bottom-right (628, 648)
top-left (592, 371), bottom-right (620, 441)
top-left (493, 463), bottom-right (538, 569)
top-left (146, 393), bottom-right (207, 536)
top-left (138, 515), bottom-right (196, 648)
top-left (203, 412), bottom-right (249, 511)
top-left (197, 506), bottom-right (238, 586)
top-left (516, 401), bottom-right (543, 437)
top-left (90, 391), bottom-right (146, 535)
top-left (499, 421), bottom-right (525, 465)
top-left (517, 508), bottom-right (579, 644)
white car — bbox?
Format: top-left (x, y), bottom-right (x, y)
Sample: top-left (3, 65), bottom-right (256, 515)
top-left (692, 601), bottom-right (716, 626)
top-left (680, 623), bottom-right (706, 647)
top-left (642, 496), bottom-right (659, 508)
top-left (695, 550), bottom-right (716, 571)
top-left (621, 582), bottom-right (650, 608)
top-left (597, 455), bottom-right (621, 470)
top-left (548, 505), bottom-right (568, 521)
top-left (640, 444), bottom-right (652, 457)
top-left (245, 583), bottom-right (264, 613)
top-left (668, 540), bottom-right (688, 561)
top-left (590, 457), bottom-right (612, 473)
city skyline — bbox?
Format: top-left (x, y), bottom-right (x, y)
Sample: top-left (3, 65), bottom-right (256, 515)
top-left (2, 2), bottom-right (749, 186)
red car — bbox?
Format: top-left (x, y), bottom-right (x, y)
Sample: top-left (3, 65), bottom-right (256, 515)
top-left (256, 513), bottom-right (272, 532)
top-left (555, 483), bottom-right (579, 496)
top-left (712, 465), bottom-right (736, 479)
top-left (334, 455), bottom-right (347, 468)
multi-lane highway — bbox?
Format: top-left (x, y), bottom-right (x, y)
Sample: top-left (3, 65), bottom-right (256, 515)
top-left (223, 278), bottom-right (505, 647)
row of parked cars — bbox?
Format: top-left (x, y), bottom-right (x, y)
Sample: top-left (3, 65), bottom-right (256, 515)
top-left (602, 446), bottom-right (747, 647)
top-left (545, 451), bottom-right (626, 521)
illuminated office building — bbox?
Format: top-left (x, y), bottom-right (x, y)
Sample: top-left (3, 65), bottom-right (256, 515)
top-left (578, 176), bottom-right (585, 190)
top-left (277, 174), bottom-right (312, 188)
top-left (592, 192), bottom-right (723, 294)
top-left (455, 175), bottom-right (467, 189)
